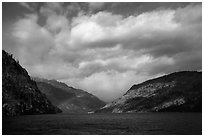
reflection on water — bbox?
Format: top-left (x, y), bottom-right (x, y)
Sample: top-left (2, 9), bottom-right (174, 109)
top-left (3, 113), bottom-right (202, 135)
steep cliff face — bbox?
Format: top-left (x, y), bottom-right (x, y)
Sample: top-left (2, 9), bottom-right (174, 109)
top-left (2, 50), bottom-right (61, 116)
top-left (33, 78), bottom-right (106, 113)
top-left (96, 71), bottom-right (202, 113)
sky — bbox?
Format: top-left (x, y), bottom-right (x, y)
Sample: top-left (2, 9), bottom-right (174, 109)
top-left (2, 2), bottom-right (202, 102)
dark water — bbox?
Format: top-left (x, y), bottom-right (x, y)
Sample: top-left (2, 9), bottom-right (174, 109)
top-left (2, 113), bottom-right (202, 135)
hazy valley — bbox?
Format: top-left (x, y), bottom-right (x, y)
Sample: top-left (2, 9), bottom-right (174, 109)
top-left (33, 77), bottom-right (105, 113)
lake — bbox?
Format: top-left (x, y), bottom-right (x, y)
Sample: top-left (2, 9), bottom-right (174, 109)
top-left (2, 113), bottom-right (202, 135)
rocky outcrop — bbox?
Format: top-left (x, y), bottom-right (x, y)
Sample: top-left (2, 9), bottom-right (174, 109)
top-left (33, 78), bottom-right (106, 113)
top-left (2, 50), bottom-right (61, 116)
top-left (96, 71), bottom-right (202, 113)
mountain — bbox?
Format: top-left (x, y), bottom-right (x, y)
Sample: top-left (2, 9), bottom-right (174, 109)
top-left (32, 78), bottom-right (106, 113)
top-left (2, 50), bottom-right (61, 116)
top-left (96, 71), bottom-right (202, 113)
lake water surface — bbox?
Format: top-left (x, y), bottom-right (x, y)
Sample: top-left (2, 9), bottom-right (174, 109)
top-left (2, 113), bottom-right (202, 135)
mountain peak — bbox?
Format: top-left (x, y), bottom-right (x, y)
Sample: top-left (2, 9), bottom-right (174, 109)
top-left (2, 50), bottom-right (61, 116)
top-left (33, 77), bottom-right (106, 113)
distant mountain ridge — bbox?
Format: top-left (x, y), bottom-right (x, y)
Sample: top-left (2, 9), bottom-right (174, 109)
top-left (32, 77), bottom-right (106, 113)
top-left (2, 50), bottom-right (61, 116)
top-left (96, 71), bottom-right (202, 113)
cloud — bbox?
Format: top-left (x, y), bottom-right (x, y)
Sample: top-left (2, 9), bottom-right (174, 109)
top-left (174, 4), bottom-right (202, 25)
top-left (65, 3), bottom-right (82, 17)
top-left (88, 2), bottom-right (105, 10)
top-left (12, 14), bottom-right (54, 65)
top-left (10, 3), bottom-right (202, 102)
top-left (19, 2), bottom-right (34, 11)
top-left (67, 9), bottom-right (178, 51)
top-left (46, 14), bottom-right (69, 33)
top-left (18, 2), bottom-right (40, 12)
